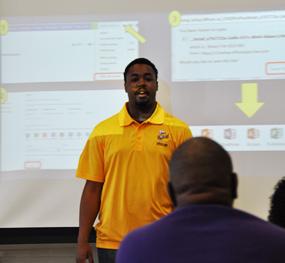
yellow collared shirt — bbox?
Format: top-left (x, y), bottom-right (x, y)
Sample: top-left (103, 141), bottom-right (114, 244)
top-left (76, 103), bottom-right (192, 249)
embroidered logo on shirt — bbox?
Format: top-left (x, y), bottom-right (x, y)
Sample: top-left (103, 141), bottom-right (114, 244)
top-left (156, 130), bottom-right (169, 147)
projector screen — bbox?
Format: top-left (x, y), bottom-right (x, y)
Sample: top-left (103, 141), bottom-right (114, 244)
top-left (1, 0), bottom-right (285, 228)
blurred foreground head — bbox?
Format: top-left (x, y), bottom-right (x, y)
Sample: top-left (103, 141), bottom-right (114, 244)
top-left (268, 177), bottom-right (285, 228)
top-left (169, 137), bottom-right (238, 207)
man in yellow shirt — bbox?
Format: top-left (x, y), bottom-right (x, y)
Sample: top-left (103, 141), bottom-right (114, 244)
top-left (76, 58), bottom-right (192, 263)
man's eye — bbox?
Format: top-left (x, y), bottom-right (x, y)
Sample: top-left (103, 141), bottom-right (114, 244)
top-left (131, 77), bottom-right (139, 82)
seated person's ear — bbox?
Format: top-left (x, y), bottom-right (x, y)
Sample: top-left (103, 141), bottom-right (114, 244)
top-left (168, 182), bottom-right (177, 207)
top-left (231, 173), bottom-right (238, 199)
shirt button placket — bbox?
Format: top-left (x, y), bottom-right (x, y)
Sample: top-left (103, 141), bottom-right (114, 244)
top-left (135, 125), bottom-right (143, 151)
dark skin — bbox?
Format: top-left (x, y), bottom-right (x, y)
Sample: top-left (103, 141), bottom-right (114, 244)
top-left (76, 63), bottom-right (159, 263)
top-left (76, 181), bottom-right (103, 263)
top-left (169, 137), bottom-right (238, 208)
top-left (124, 63), bottom-right (158, 123)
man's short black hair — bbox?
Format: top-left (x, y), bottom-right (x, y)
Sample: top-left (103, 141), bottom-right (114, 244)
top-left (124, 58), bottom-right (158, 82)
top-left (268, 177), bottom-right (285, 228)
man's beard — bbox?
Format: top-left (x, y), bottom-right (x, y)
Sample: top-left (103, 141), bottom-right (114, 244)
top-left (135, 97), bottom-right (154, 110)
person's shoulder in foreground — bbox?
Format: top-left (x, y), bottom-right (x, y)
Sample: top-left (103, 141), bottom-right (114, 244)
top-left (116, 137), bottom-right (285, 263)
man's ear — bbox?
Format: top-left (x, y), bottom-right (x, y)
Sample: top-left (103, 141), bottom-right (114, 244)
top-left (168, 182), bottom-right (177, 207)
top-left (124, 82), bottom-right (127, 93)
top-left (231, 172), bottom-right (238, 199)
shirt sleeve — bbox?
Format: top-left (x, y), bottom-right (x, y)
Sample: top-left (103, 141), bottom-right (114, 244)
top-left (76, 135), bottom-right (105, 182)
top-left (176, 125), bottom-right (192, 148)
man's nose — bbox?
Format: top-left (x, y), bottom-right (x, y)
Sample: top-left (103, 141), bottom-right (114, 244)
top-left (137, 78), bottom-right (146, 86)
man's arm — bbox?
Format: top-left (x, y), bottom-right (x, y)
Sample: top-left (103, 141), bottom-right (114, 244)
top-left (76, 180), bottom-right (103, 263)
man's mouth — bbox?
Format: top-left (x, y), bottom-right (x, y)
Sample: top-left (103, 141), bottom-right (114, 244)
top-left (136, 90), bottom-right (148, 97)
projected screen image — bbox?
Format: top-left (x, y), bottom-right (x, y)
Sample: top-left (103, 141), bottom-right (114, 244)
top-left (171, 11), bottom-right (285, 151)
top-left (0, 6), bottom-right (285, 227)
top-left (172, 12), bottom-right (285, 81)
top-left (1, 10), bottom-right (285, 174)
top-left (1, 90), bottom-right (127, 171)
top-left (2, 20), bottom-right (139, 83)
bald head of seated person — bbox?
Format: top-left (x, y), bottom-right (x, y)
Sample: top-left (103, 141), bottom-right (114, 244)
top-left (116, 137), bottom-right (285, 263)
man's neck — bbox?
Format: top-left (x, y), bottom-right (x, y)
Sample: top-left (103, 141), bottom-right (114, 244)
top-left (176, 192), bottom-right (234, 208)
top-left (127, 102), bottom-right (157, 123)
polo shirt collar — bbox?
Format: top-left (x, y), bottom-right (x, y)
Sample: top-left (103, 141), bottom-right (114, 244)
top-left (118, 103), bottom-right (165, 126)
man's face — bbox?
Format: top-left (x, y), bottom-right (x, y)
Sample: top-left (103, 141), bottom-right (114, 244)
top-left (124, 63), bottom-right (158, 107)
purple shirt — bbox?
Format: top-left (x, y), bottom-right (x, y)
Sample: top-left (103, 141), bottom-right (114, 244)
top-left (116, 204), bottom-right (285, 263)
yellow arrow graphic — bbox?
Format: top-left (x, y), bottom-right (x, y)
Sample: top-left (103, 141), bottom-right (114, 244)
top-left (124, 25), bottom-right (146, 43)
top-left (235, 83), bottom-right (264, 118)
